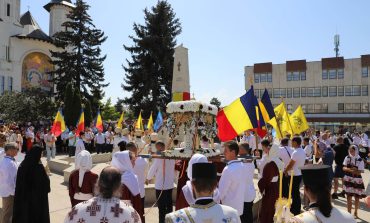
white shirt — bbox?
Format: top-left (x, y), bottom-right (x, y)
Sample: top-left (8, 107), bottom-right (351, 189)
top-left (243, 162), bottom-right (256, 203)
top-left (289, 147), bottom-right (306, 176)
top-left (8, 133), bottom-right (18, 143)
top-left (133, 157), bottom-right (148, 198)
top-left (75, 138), bottom-right (85, 156)
top-left (147, 158), bottom-right (175, 190)
top-left (218, 160), bottom-right (246, 215)
top-left (105, 131), bottom-right (114, 145)
top-left (241, 134), bottom-right (256, 151)
top-left (352, 136), bottom-right (361, 146)
top-left (68, 132), bottom-right (77, 146)
top-left (83, 131), bottom-right (94, 143)
top-left (95, 133), bottom-right (105, 144)
top-left (44, 133), bottom-right (56, 148)
top-left (304, 144), bottom-right (313, 158)
top-left (0, 156), bottom-right (18, 197)
top-left (61, 130), bottom-right (70, 141)
top-left (279, 146), bottom-right (293, 168)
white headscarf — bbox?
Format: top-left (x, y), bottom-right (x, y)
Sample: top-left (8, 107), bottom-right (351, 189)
top-left (349, 145), bottom-right (360, 158)
top-left (75, 150), bottom-right (93, 188)
top-left (266, 144), bottom-right (284, 171)
top-left (182, 154), bottom-right (220, 205)
top-left (111, 151), bottom-right (140, 196)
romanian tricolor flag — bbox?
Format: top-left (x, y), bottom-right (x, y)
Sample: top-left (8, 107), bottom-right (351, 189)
top-left (76, 109), bottom-right (85, 136)
top-left (135, 112), bottom-right (144, 130)
top-left (95, 111), bottom-right (103, 132)
top-left (51, 109), bottom-right (66, 137)
top-left (117, 112), bottom-right (124, 129)
top-left (259, 89), bottom-right (282, 139)
top-left (216, 86), bottom-right (258, 141)
top-left (172, 92), bottom-right (191, 102)
top-left (147, 112), bottom-right (154, 131)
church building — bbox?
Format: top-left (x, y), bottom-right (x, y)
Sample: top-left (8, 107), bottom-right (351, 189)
top-left (0, 0), bottom-right (74, 94)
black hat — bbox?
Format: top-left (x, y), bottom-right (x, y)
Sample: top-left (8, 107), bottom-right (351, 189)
top-left (301, 164), bottom-right (331, 187)
top-left (192, 163), bottom-right (217, 180)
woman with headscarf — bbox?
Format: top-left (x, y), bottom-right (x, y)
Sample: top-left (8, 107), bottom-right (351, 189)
top-left (258, 140), bottom-right (284, 223)
top-left (68, 150), bottom-right (98, 207)
top-left (111, 150), bottom-right (144, 222)
top-left (343, 145), bottom-right (366, 218)
top-left (25, 126), bottom-right (35, 151)
top-left (176, 154), bottom-right (220, 210)
top-left (12, 145), bottom-right (50, 223)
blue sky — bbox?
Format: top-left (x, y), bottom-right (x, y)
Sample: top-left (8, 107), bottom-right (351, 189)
top-left (24, 0), bottom-right (370, 106)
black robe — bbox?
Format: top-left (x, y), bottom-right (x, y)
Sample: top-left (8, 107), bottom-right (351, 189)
top-left (13, 146), bottom-right (51, 223)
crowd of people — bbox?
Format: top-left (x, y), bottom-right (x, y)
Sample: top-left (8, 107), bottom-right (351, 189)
top-left (0, 122), bottom-right (369, 223)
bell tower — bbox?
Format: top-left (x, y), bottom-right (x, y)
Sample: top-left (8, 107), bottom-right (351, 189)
top-left (44, 0), bottom-right (74, 38)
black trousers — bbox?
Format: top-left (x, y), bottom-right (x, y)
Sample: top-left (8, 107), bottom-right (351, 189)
top-left (156, 189), bottom-right (173, 223)
top-left (240, 201), bottom-right (253, 223)
top-left (290, 175), bottom-right (302, 215)
top-left (68, 146), bottom-right (76, 157)
top-left (282, 175), bottom-right (290, 198)
top-left (106, 144), bottom-right (113, 153)
top-left (96, 144), bottom-right (104, 154)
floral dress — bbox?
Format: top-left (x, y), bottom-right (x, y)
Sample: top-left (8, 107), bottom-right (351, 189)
top-left (342, 155), bottom-right (366, 198)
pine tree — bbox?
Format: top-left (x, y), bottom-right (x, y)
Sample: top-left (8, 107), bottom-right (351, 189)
top-left (122, 1), bottom-right (182, 117)
top-left (84, 99), bottom-right (93, 127)
top-left (72, 88), bottom-right (82, 127)
top-left (49, 0), bottom-right (108, 101)
top-left (63, 83), bottom-right (75, 127)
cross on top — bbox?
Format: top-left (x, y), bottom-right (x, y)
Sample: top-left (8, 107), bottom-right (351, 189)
top-left (177, 62), bottom-right (181, 71)
top-left (111, 203), bottom-right (123, 218)
top-left (86, 201), bottom-right (101, 216)
top-left (100, 217), bottom-right (109, 223)
top-left (68, 208), bottom-right (78, 220)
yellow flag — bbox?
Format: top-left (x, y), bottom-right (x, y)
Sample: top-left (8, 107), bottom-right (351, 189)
top-left (274, 102), bottom-right (293, 137)
top-left (289, 105), bottom-right (309, 135)
top-left (117, 112), bottom-right (124, 129)
top-left (135, 112), bottom-right (143, 130)
top-left (147, 112), bottom-right (154, 130)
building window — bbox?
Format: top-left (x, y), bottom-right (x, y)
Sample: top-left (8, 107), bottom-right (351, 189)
top-left (7, 77), bottom-right (13, 91)
top-left (338, 103), bottom-right (344, 113)
top-left (5, 46), bottom-right (10, 61)
top-left (362, 67), bottom-right (369, 77)
top-left (273, 88), bottom-right (286, 98)
top-left (345, 86), bottom-right (352, 96)
top-left (254, 73), bottom-right (259, 83)
top-left (329, 86), bottom-right (337, 96)
top-left (0, 76), bottom-right (4, 94)
top-left (306, 104), bottom-right (314, 113)
top-left (322, 86), bottom-right (328, 97)
top-left (314, 87), bottom-right (321, 97)
top-left (345, 103), bottom-right (361, 113)
top-left (337, 69), bottom-right (344, 79)
top-left (287, 104), bottom-right (293, 113)
top-left (301, 88), bottom-right (306, 97)
top-left (254, 89), bottom-right (259, 98)
top-left (307, 87), bottom-right (314, 97)
top-left (292, 71), bottom-right (300, 81)
top-left (301, 104), bottom-right (307, 113)
top-left (329, 69), bottom-right (337, 79)
top-left (300, 71), bottom-right (306, 80)
top-left (322, 70), bottom-right (328, 79)
top-left (314, 104), bottom-right (328, 113)
top-left (267, 73), bottom-right (272, 82)
top-left (7, 4), bottom-right (11, 17)
top-left (353, 85), bottom-right (361, 96)
top-left (287, 88), bottom-right (292, 98)
top-left (338, 86), bottom-right (344, 96)
top-left (255, 73), bottom-right (272, 83)
top-left (287, 72), bottom-right (292, 81)
top-left (293, 88), bottom-right (300, 98)
top-left (362, 85), bottom-right (368, 96)
top-left (362, 103), bottom-right (369, 113)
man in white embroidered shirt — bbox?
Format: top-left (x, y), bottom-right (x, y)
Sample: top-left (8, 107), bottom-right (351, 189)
top-left (218, 140), bottom-right (247, 218)
top-left (0, 142), bottom-right (19, 223)
top-left (146, 141), bottom-right (175, 223)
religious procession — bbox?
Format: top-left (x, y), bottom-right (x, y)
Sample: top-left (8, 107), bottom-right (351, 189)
top-left (1, 0), bottom-right (370, 223)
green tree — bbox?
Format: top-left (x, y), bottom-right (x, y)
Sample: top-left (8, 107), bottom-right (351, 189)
top-left (122, 1), bottom-right (182, 117)
top-left (210, 97), bottom-right (221, 108)
top-left (101, 98), bottom-right (120, 121)
top-left (84, 99), bottom-right (93, 127)
top-left (0, 89), bottom-right (56, 123)
top-left (63, 83), bottom-right (75, 127)
top-left (49, 0), bottom-right (108, 101)
top-left (72, 88), bottom-right (82, 127)
top-left (114, 99), bottom-right (124, 113)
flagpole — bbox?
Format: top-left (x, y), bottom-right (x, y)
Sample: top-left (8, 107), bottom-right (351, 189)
top-left (248, 77), bottom-right (261, 156)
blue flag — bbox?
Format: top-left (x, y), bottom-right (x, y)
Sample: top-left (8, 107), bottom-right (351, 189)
top-left (153, 111), bottom-right (163, 132)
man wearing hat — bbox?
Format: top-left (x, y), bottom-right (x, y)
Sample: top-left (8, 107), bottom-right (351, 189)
top-left (143, 132), bottom-right (158, 155)
top-left (133, 129), bottom-right (146, 154)
top-left (289, 164), bottom-right (355, 223)
top-left (165, 162), bottom-right (240, 222)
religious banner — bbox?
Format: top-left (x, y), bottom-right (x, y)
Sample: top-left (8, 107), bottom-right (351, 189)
top-left (22, 52), bottom-right (54, 92)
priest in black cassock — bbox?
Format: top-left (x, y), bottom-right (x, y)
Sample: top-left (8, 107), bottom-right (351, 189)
top-left (12, 145), bottom-right (51, 223)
